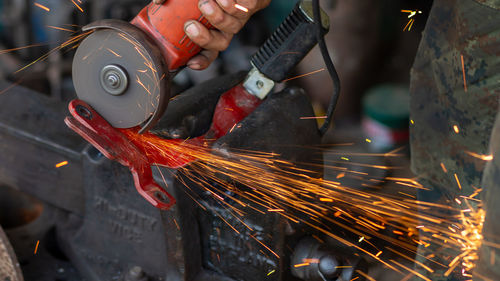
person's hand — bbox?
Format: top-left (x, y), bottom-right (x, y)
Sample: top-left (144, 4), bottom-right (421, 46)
top-left (153, 0), bottom-right (271, 70)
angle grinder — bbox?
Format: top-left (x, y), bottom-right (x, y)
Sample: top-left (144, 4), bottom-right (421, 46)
top-left (72, 0), bottom-right (330, 134)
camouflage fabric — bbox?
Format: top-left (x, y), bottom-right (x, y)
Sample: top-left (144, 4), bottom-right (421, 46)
top-left (409, 0), bottom-right (500, 279)
top-left (474, 109), bottom-right (500, 280)
top-left (410, 0), bottom-right (500, 198)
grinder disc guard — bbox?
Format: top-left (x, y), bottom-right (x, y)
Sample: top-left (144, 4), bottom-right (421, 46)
top-left (72, 20), bottom-right (169, 131)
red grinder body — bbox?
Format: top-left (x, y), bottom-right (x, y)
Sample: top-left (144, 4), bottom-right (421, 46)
top-left (132, 0), bottom-right (212, 70)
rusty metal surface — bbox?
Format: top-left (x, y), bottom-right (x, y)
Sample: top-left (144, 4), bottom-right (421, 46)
top-left (0, 226), bottom-right (23, 281)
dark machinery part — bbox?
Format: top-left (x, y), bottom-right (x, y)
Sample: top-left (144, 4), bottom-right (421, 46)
top-left (250, 0), bottom-right (329, 82)
top-left (0, 225), bottom-right (24, 281)
top-left (291, 238), bottom-right (368, 281)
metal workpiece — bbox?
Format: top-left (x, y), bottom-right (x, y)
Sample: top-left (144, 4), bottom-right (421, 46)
top-left (243, 67), bottom-right (275, 99)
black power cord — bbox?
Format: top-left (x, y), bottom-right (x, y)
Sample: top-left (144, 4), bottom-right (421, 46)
top-left (312, 0), bottom-right (341, 136)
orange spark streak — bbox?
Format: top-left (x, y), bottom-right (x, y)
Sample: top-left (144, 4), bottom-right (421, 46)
top-left (461, 55), bottom-right (467, 92)
top-left (34, 2), bottom-right (50, 12)
top-left (107, 48), bottom-right (122, 57)
top-left (234, 4), bottom-right (249, 12)
top-left (440, 163), bottom-right (448, 173)
top-left (303, 258), bottom-right (320, 263)
top-left (465, 151), bottom-right (494, 161)
top-left (453, 125), bottom-right (460, 134)
top-left (408, 18), bottom-right (415, 31)
top-left (454, 173), bottom-right (462, 190)
top-left (403, 19), bottom-right (414, 31)
top-left (391, 259), bottom-right (432, 281)
top-left (294, 262), bottom-right (310, 268)
top-left (300, 115), bottom-right (327, 120)
top-left (0, 80), bottom-right (22, 95)
top-left (55, 161), bottom-right (69, 168)
top-left (34, 240), bottom-right (40, 254)
top-left (71, 0), bottom-right (84, 12)
top-left (250, 235), bottom-right (280, 259)
top-left (0, 44), bottom-right (44, 54)
top-left (355, 270), bottom-right (377, 281)
top-left (46, 25), bottom-right (74, 32)
top-left (283, 68), bottom-right (325, 82)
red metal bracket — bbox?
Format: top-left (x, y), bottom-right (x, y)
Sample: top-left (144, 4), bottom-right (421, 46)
top-left (65, 84), bottom-right (261, 210)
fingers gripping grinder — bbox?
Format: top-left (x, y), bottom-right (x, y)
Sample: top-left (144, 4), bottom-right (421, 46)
top-left (67, 0), bottom-right (330, 210)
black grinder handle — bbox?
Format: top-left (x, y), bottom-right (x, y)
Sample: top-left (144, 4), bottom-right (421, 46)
top-left (250, 0), bottom-right (330, 82)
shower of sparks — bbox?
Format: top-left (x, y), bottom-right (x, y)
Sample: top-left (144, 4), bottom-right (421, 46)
top-left (55, 161), bottom-right (69, 168)
top-left (283, 68), bottom-right (325, 82)
top-left (123, 130), bottom-right (490, 279)
top-left (34, 2), bottom-right (50, 12)
top-left (401, 9), bottom-right (422, 32)
top-left (234, 4), bottom-right (249, 13)
top-left (461, 55), bottom-right (468, 92)
top-left (34, 240), bottom-right (40, 254)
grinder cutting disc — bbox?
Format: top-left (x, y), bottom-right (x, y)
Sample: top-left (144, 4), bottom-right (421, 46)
top-left (73, 20), bottom-right (169, 132)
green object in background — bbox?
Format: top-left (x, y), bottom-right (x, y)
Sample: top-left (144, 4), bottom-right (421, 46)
top-left (362, 84), bottom-right (410, 151)
top-left (262, 0), bottom-right (299, 30)
top-left (363, 85), bottom-right (410, 129)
